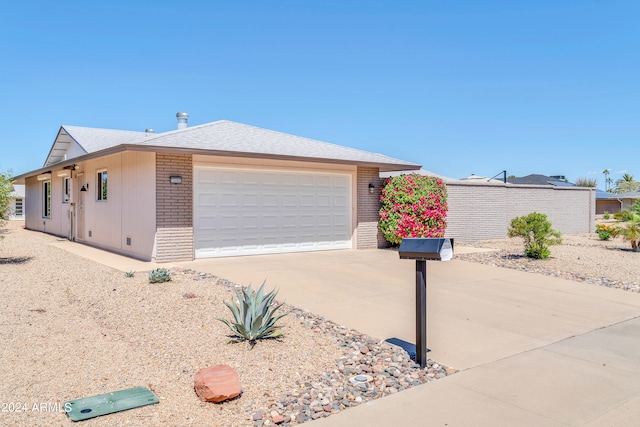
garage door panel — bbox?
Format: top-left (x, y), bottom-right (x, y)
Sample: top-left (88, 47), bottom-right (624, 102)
top-left (334, 214), bottom-right (348, 227)
top-left (220, 170), bottom-right (241, 184)
top-left (195, 167), bottom-right (352, 258)
top-left (197, 193), bottom-right (217, 207)
top-left (334, 195), bottom-right (348, 207)
top-left (299, 214), bottom-right (315, 227)
top-left (317, 176), bottom-right (331, 187)
top-left (241, 193), bottom-right (260, 207)
top-left (300, 195), bottom-right (314, 206)
top-left (316, 195), bottom-right (331, 207)
top-left (299, 175), bottom-right (314, 186)
top-left (281, 194), bottom-right (297, 207)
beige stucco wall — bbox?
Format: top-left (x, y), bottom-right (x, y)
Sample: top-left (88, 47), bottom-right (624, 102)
top-left (25, 151), bottom-right (157, 260)
top-left (25, 173), bottom-right (74, 238)
top-left (78, 151), bottom-right (156, 259)
top-left (445, 182), bottom-right (595, 241)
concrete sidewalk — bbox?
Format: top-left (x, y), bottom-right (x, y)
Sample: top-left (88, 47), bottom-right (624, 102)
top-left (55, 241), bottom-right (640, 426)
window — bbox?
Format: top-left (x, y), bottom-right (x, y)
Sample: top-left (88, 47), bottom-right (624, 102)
top-left (63, 177), bottom-right (71, 203)
top-left (97, 169), bottom-right (108, 201)
top-left (43, 181), bottom-right (51, 218)
top-left (14, 199), bottom-right (23, 217)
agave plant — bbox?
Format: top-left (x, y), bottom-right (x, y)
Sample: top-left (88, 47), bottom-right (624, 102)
top-left (148, 268), bottom-right (171, 283)
top-left (217, 281), bottom-right (287, 349)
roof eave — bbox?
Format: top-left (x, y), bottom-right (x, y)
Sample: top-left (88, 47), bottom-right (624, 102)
top-left (12, 144), bottom-right (420, 183)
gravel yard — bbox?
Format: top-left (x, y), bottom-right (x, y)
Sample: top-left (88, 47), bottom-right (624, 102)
top-left (457, 226), bottom-right (640, 293)
top-left (0, 222), bottom-right (453, 427)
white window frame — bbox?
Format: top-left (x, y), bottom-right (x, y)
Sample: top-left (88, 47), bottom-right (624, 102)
top-left (97, 169), bottom-right (108, 202)
top-left (62, 176), bottom-right (71, 203)
top-left (43, 180), bottom-right (51, 218)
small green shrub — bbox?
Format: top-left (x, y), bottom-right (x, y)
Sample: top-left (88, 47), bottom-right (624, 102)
top-left (596, 224), bottom-right (619, 241)
top-left (525, 242), bottom-right (550, 259)
top-left (125, 270), bottom-right (135, 278)
top-left (217, 281), bottom-right (287, 349)
top-left (148, 268), bottom-right (171, 283)
top-left (603, 211), bottom-right (610, 220)
top-left (507, 212), bottom-right (562, 259)
top-left (632, 200), bottom-right (640, 215)
top-left (613, 210), bottom-right (634, 222)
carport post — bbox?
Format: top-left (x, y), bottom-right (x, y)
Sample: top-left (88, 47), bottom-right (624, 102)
top-left (415, 260), bottom-right (427, 368)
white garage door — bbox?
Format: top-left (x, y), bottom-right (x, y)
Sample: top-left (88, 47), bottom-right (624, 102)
top-left (194, 167), bottom-right (352, 258)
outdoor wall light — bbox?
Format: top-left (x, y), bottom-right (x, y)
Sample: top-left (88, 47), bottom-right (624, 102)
top-left (368, 183), bottom-right (375, 194)
top-left (80, 185), bottom-right (87, 192)
top-left (170, 176), bottom-right (183, 184)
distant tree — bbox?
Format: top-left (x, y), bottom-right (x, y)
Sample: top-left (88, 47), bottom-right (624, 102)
top-left (0, 170), bottom-right (14, 232)
top-left (614, 174), bottom-right (640, 193)
top-left (575, 177), bottom-right (597, 187)
top-left (602, 169), bottom-right (613, 192)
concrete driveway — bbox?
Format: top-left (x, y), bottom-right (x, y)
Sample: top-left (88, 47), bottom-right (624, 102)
top-left (176, 249), bottom-right (640, 426)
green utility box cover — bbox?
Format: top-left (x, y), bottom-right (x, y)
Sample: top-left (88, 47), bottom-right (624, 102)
top-left (65, 386), bottom-right (159, 421)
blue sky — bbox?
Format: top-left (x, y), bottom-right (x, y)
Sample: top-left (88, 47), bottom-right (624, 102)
top-left (1, 0), bottom-right (638, 188)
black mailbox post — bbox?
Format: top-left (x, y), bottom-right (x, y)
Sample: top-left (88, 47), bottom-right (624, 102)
top-left (396, 238), bottom-right (453, 368)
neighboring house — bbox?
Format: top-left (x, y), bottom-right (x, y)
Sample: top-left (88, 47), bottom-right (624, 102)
top-left (8, 184), bottom-right (25, 220)
top-left (13, 114), bottom-right (420, 261)
top-left (617, 190), bottom-right (640, 211)
top-left (382, 170), bottom-right (595, 241)
top-left (596, 189), bottom-right (640, 214)
top-left (595, 189), bottom-right (622, 214)
top-left (459, 174), bottom-right (505, 184)
top-left (506, 174), bottom-right (575, 186)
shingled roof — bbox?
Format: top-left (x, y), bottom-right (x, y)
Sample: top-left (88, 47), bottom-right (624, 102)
top-left (44, 126), bottom-right (146, 167)
top-left (506, 174), bottom-right (575, 186)
top-left (36, 119), bottom-right (419, 173)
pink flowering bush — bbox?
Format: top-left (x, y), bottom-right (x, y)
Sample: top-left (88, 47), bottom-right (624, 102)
top-left (379, 174), bottom-right (448, 245)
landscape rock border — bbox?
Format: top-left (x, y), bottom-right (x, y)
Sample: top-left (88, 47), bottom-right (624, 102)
top-left (457, 235), bottom-right (640, 293)
top-left (176, 268), bottom-right (456, 426)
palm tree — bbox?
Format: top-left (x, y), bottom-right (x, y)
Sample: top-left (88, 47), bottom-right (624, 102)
top-left (614, 173), bottom-right (640, 193)
top-left (616, 173), bottom-right (634, 185)
top-left (619, 218), bottom-right (640, 251)
top-left (602, 169), bottom-right (613, 192)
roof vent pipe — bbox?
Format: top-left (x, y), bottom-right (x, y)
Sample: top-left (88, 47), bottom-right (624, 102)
top-left (145, 128), bottom-right (155, 136)
top-left (176, 112), bottom-right (189, 129)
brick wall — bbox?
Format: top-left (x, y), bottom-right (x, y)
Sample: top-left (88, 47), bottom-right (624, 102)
top-left (356, 167), bottom-right (386, 248)
top-left (445, 183), bottom-right (508, 241)
top-left (446, 182), bottom-right (595, 241)
top-left (155, 153), bottom-right (194, 262)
